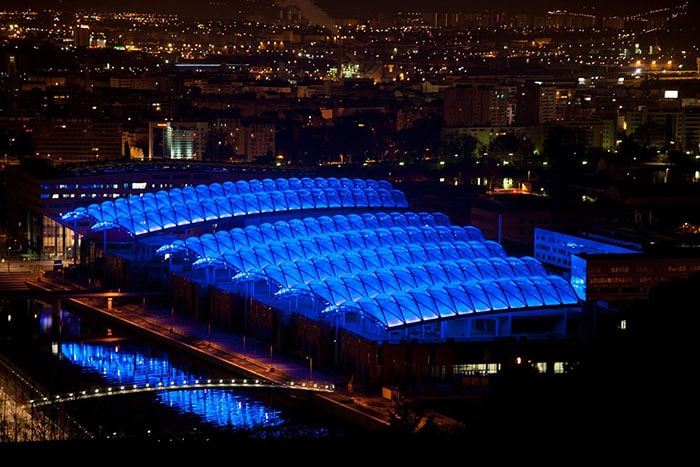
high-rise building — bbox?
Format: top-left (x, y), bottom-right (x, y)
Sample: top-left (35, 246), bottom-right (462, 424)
top-left (74, 24), bottom-right (91, 48)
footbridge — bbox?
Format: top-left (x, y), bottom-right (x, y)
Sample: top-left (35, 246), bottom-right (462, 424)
top-left (25, 377), bottom-right (335, 409)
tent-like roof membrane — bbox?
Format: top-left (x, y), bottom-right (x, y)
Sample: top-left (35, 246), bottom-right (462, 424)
top-left (60, 176), bottom-right (409, 237)
top-left (158, 211), bottom-right (579, 330)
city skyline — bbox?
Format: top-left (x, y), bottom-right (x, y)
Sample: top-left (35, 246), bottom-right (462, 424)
top-left (3, 0), bottom-right (692, 19)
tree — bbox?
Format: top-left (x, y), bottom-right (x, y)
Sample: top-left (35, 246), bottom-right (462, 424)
top-left (396, 114), bottom-right (442, 160)
top-left (388, 399), bottom-right (437, 436)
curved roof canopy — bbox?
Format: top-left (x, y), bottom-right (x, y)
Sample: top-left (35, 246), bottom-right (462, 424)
top-left (157, 211), bottom-right (580, 330)
top-left (60, 177), bottom-right (409, 238)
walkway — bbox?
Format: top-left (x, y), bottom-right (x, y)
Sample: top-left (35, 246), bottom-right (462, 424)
top-left (11, 265), bottom-right (463, 435)
top-left (0, 259), bottom-right (466, 435)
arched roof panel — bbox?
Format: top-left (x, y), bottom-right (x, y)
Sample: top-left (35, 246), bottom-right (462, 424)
top-left (331, 214), bottom-right (352, 232)
top-left (357, 296), bottom-right (405, 328)
top-left (244, 225), bottom-right (264, 245)
top-left (359, 229), bottom-right (381, 248)
top-left (287, 177), bottom-right (303, 191)
top-left (311, 188), bottom-right (329, 209)
top-left (267, 190), bottom-right (289, 212)
top-left (172, 203), bottom-right (191, 226)
top-left (373, 269), bottom-right (401, 293)
top-left (201, 198), bottom-right (219, 221)
top-left (454, 259), bottom-right (485, 281)
top-left (229, 196), bottom-right (247, 217)
top-left (490, 257), bottom-right (516, 278)
top-left (229, 228), bottom-right (252, 247)
top-left (267, 242), bottom-right (294, 264)
top-left (283, 190), bottom-right (302, 211)
top-left (314, 177), bottom-right (329, 189)
top-left (365, 188), bottom-right (382, 207)
top-left (159, 207), bottom-right (177, 230)
top-left (309, 257), bottom-right (336, 280)
top-left (316, 215), bottom-right (337, 234)
top-left (460, 282), bottom-right (493, 312)
top-left (335, 188), bottom-right (354, 207)
top-left (480, 281), bottom-right (510, 310)
top-left (339, 275), bottom-right (369, 302)
top-left (422, 262), bottom-right (450, 284)
top-left (324, 188), bottom-right (342, 208)
top-left (548, 275), bottom-right (580, 303)
top-left (511, 277), bottom-right (546, 307)
top-left (241, 193), bottom-right (260, 215)
top-left (356, 271), bottom-right (385, 296)
top-left (388, 226), bottom-right (411, 244)
top-left (214, 230), bottom-right (235, 252)
top-left (169, 188), bottom-right (185, 205)
top-left (298, 189), bottom-right (315, 209)
top-left (484, 240), bottom-right (507, 258)
top-left (213, 197), bottom-right (233, 218)
top-left (248, 179), bottom-right (263, 192)
top-left (377, 188), bottom-right (396, 207)
top-left (353, 178), bottom-right (368, 189)
top-left (521, 256), bottom-right (548, 276)
top-left (156, 190), bottom-right (172, 207)
top-left (298, 237), bottom-right (323, 257)
top-left (389, 292), bottom-right (425, 325)
top-left (496, 278), bottom-right (528, 308)
top-left (301, 176), bottom-right (316, 190)
top-left (351, 188), bottom-right (368, 207)
top-left (424, 288), bottom-right (458, 318)
top-left (235, 180), bottom-right (251, 194)
top-left (262, 178), bottom-right (277, 192)
top-left (287, 218), bottom-right (309, 238)
top-left (274, 177), bottom-right (290, 191)
top-left (259, 223), bottom-right (281, 243)
top-left (272, 220), bottom-right (294, 240)
top-left (222, 181), bottom-right (238, 196)
top-left (329, 233), bottom-right (352, 251)
top-left (182, 186), bottom-right (198, 203)
top-left (377, 179), bottom-right (393, 191)
top-left (392, 266), bottom-right (419, 289)
top-left (391, 190), bottom-right (409, 208)
top-left (303, 217), bottom-right (323, 236)
top-left (196, 184), bottom-right (211, 199)
top-left (442, 284), bottom-right (476, 314)
top-left (209, 182), bottom-right (225, 198)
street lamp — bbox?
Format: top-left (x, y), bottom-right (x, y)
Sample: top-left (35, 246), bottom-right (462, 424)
top-left (60, 208), bottom-right (91, 265)
top-left (307, 355), bottom-right (313, 383)
top-left (91, 221), bottom-right (133, 290)
top-left (155, 240), bottom-right (187, 308)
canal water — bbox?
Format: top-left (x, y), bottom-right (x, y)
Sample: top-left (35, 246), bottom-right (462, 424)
top-left (0, 300), bottom-right (357, 444)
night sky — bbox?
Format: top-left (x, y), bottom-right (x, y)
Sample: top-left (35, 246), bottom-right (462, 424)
top-left (5, 0), bottom-right (692, 19)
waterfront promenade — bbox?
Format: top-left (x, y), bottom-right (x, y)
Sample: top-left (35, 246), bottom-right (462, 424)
top-left (1, 259), bottom-right (466, 439)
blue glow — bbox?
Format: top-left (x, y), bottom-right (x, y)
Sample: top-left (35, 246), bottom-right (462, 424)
top-left (60, 340), bottom-right (287, 432)
top-left (61, 177), bottom-right (409, 238)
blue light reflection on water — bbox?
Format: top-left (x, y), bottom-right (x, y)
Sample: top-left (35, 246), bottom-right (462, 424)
top-left (59, 340), bottom-right (287, 433)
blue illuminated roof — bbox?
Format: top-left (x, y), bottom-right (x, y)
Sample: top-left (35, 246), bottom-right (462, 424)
top-left (62, 175), bottom-right (579, 331)
top-left (60, 177), bottom-right (409, 237)
top-left (158, 211), bottom-right (580, 330)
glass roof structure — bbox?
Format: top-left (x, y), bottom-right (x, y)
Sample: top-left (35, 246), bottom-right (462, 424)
top-left (57, 174), bottom-right (579, 332)
top-left (157, 211), bottom-right (580, 330)
top-left (60, 177), bottom-right (409, 238)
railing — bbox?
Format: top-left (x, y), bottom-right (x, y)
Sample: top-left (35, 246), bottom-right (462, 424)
top-left (25, 377), bottom-right (334, 408)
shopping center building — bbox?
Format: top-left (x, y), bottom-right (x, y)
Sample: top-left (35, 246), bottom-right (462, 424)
top-left (5, 161), bottom-right (697, 390)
